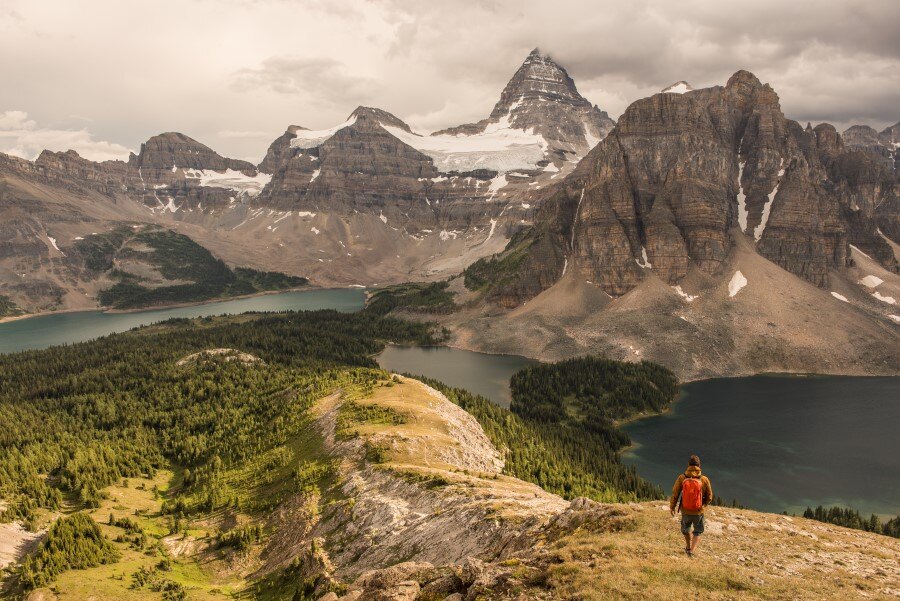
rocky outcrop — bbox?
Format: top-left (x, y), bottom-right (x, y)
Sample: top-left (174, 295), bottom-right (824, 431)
top-left (470, 70), bottom-right (898, 303)
top-left (843, 122), bottom-right (899, 170)
top-left (128, 131), bottom-right (255, 173)
top-left (260, 107), bottom-right (439, 222)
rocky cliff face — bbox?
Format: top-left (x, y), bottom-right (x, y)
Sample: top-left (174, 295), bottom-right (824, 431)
top-left (843, 122), bottom-right (899, 170)
top-left (471, 70), bottom-right (898, 305)
top-left (129, 131), bottom-right (255, 173)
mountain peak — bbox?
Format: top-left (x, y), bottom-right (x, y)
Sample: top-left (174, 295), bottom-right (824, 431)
top-left (131, 131), bottom-right (254, 172)
top-left (349, 106), bottom-right (412, 132)
top-left (490, 49), bottom-right (587, 118)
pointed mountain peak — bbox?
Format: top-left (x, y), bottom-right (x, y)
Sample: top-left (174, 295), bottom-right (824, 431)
top-left (526, 47), bottom-right (553, 62)
top-left (490, 48), bottom-right (588, 119)
top-left (433, 48), bottom-right (615, 152)
top-left (661, 81), bottom-right (693, 94)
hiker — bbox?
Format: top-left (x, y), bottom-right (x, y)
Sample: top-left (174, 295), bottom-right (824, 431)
top-left (669, 454), bottom-right (713, 557)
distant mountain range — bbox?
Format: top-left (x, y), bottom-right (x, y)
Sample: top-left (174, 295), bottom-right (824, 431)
top-left (1, 49), bottom-right (897, 377)
top-left (0, 49), bottom-right (612, 315)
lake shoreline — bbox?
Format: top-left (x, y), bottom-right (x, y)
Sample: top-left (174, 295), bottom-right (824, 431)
top-left (0, 285), bottom-right (337, 325)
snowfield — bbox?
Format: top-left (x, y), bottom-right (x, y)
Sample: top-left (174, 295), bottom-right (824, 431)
top-left (383, 122), bottom-right (548, 173)
top-left (289, 116), bottom-right (358, 149)
top-left (858, 275), bottom-right (884, 288)
top-left (182, 168), bottom-right (271, 197)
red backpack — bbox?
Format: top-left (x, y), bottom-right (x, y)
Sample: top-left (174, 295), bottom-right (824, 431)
top-left (681, 476), bottom-right (703, 512)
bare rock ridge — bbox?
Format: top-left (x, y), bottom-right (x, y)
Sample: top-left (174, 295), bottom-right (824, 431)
top-left (477, 69), bottom-right (897, 305)
top-left (129, 131), bottom-right (256, 173)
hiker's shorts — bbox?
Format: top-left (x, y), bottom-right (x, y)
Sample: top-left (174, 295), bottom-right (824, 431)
top-left (681, 513), bottom-right (705, 535)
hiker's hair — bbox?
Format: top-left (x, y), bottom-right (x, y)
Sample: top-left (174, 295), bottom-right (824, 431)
top-left (688, 455), bottom-right (701, 467)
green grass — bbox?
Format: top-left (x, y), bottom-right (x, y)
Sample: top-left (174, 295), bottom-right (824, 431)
top-left (335, 399), bottom-right (408, 440)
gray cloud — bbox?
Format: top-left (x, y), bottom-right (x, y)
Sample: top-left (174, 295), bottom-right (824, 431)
top-left (231, 56), bottom-right (378, 105)
top-left (0, 0), bottom-right (896, 161)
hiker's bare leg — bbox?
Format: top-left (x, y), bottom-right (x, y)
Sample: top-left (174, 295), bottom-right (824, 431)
top-left (683, 532), bottom-right (691, 549)
top-left (690, 533), bottom-right (701, 552)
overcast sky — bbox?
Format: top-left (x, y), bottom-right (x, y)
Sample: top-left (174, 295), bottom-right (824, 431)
top-left (1, 0), bottom-right (898, 162)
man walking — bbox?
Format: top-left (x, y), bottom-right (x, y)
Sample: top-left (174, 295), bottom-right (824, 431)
top-left (669, 454), bottom-right (713, 557)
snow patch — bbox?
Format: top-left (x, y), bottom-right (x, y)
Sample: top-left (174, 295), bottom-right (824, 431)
top-left (889, 315), bottom-right (900, 323)
top-left (636, 246), bottom-right (652, 269)
top-left (379, 212), bottom-right (388, 224)
top-left (858, 275), bottom-right (884, 288)
top-left (661, 81), bottom-right (693, 94)
top-left (583, 123), bottom-right (600, 149)
top-left (830, 292), bottom-right (849, 302)
top-left (182, 168), bottom-right (271, 197)
top-left (310, 227), bottom-right (320, 235)
top-left (728, 271), bottom-right (747, 297)
top-left (561, 257), bottom-right (568, 277)
top-left (439, 230), bottom-right (458, 241)
top-left (485, 219), bottom-right (497, 242)
top-left (673, 286), bottom-right (698, 302)
top-left (290, 116), bottom-right (358, 149)
top-left (754, 159), bottom-right (784, 241)
top-left (47, 236), bottom-right (64, 256)
top-left (486, 173), bottom-right (508, 199)
top-left (310, 169), bottom-right (321, 182)
top-left (297, 211), bottom-right (316, 218)
top-left (736, 161), bottom-right (748, 232)
top-left (872, 291), bottom-right (896, 305)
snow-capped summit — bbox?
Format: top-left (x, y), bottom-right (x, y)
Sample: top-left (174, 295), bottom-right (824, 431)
top-left (434, 48), bottom-right (615, 158)
top-left (661, 81), bottom-right (694, 94)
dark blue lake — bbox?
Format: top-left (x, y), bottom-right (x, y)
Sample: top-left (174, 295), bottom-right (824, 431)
top-left (621, 375), bottom-right (900, 516)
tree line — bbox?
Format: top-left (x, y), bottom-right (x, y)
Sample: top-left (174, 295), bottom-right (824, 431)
top-left (802, 505), bottom-right (900, 538)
